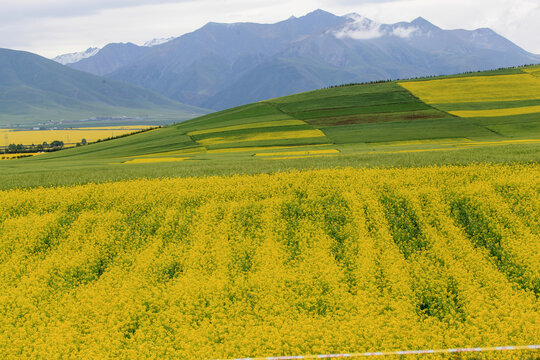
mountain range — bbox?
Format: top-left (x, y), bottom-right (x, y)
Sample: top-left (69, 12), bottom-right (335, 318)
top-left (56, 9), bottom-right (540, 110)
top-left (0, 48), bottom-right (207, 125)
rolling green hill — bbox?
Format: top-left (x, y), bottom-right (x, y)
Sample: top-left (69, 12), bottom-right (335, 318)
top-left (1, 64), bottom-right (539, 189)
top-left (0, 48), bottom-right (208, 126)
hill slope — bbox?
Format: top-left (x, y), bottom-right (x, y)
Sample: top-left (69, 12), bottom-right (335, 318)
top-left (61, 10), bottom-right (540, 110)
top-left (2, 65), bottom-right (539, 189)
top-left (0, 48), bottom-right (208, 125)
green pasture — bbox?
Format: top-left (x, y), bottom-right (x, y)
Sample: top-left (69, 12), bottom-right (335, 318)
top-left (1, 65), bottom-right (538, 190)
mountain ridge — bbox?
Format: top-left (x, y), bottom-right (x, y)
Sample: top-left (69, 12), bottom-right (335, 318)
top-left (0, 48), bottom-right (208, 125)
top-left (57, 10), bottom-right (540, 110)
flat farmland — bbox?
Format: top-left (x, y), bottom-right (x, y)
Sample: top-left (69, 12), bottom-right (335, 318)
top-left (0, 126), bottom-right (153, 147)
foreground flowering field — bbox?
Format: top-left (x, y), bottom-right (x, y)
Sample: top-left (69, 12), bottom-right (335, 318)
top-left (0, 164), bottom-right (538, 359)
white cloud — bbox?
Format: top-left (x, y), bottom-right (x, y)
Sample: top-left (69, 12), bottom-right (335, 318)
top-left (391, 26), bottom-right (418, 38)
top-left (334, 15), bottom-right (419, 40)
top-left (326, 0), bottom-right (540, 53)
top-left (334, 14), bottom-right (383, 40)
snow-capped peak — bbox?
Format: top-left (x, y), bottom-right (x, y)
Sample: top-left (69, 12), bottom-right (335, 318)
top-left (53, 47), bottom-right (100, 65)
top-left (143, 37), bottom-right (174, 47)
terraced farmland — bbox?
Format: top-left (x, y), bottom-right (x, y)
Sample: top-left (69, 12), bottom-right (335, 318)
top-left (0, 65), bottom-right (538, 188)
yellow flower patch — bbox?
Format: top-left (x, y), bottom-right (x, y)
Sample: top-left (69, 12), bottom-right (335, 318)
top-left (449, 105), bottom-right (540, 117)
top-left (197, 129), bottom-right (326, 146)
top-left (0, 164), bottom-right (538, 359)
top-left (207, 144), bottom-right (333, 154)
top-left (398, 74), bottom-right (540, 104)
top-left (0, 128), bottom-right (147, 146)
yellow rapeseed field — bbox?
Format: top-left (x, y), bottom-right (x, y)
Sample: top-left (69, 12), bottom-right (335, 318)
top-left (76, 126), bottom-right (154, 130)
top-left (197, 129), bottom-right (326, 146)
top-left (0, 128), bottom-right (147, 147)
top-left (398, 74), bottom-right (540, 103)
top-left (206, 144), bottom-right (333, 154)
top-left (0, 164), bottom-right (538, 359)
top-left (523, 67), bottom-right (540, 78)
top-left (449, 105), bottom-right (540, 117)
top-left (0, 153), bottom-right (39, 160)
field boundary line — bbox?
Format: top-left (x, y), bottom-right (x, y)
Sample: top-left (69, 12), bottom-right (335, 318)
top-left (213, 344), bottom-right (540, 360)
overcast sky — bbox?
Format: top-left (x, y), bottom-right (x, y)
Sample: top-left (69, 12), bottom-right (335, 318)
top-left (0, 0), bottom-right (538, 58)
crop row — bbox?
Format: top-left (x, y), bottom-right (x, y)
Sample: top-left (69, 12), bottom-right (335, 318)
top-left (0, 164), bottom-right (538, 359)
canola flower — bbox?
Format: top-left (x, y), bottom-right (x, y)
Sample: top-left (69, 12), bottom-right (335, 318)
top-left (207, 144), bottom-right (333, 154)
top-left (76, 126), bottom-right (153, 130)
top-left (449, 105), bottom-right (540, 118)
top-left (197, 129), bottom-right (326, 146)
top-left (523, 67), bottom-right (540, 78)
top-left (0, 153), bottom-right (40, 160)
top-left (0, 128), bottom-right (147, 147)
top-left (0, 164), bottom-right (538, 359)
top-left (398, 74), bottom-right (540, 103)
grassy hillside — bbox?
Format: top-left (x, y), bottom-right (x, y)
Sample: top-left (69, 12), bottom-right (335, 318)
top-left (1, 65), bottom-right (539, 189)
top-left (0, 48), bottom-right (208, 126)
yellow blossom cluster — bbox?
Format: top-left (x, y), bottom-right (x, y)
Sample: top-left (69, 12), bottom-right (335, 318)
top-left (0, 164), bottom-right (538, 359)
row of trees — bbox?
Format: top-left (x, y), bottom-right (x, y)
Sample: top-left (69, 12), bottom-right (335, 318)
top-left (0, 140), bottom-right (67, 154)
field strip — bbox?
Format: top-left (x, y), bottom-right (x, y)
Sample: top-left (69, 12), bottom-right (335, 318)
top-left (398, 74), bottom-right (540, 103)
top-left (261, 154), bottom-right (340, 160)
top-left (349, 139), bottom-right (540, 155)
top-left (207, 144), bottom-right (334, 154)
top-left (71, 126), bottom-right (154, 130)
top-left (449, 105), bottom-right (540, 117)
top-left (367, 147), bottom-right (461, 155)
top-left (1, 153), bottom-right (40, 160)
top-left (369, 138), bottom-right (472, 147)
top-left (254, 149), bottom-right (339, 157)
top-left (123, 157), bottom-right (187, 164)
top-left (458, 139), bottom-right (540, 146)
top-left (213, 345), bottom-right (540, 360)
top-left (131, 147), bottom-right (207, 158)
top-left (188, 119), bottom-right (306, 136)
top-left (197, 129), bottom-right (326, 146)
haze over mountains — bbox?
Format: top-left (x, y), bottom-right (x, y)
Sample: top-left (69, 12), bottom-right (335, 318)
top-left (0, 48), bottom-right (207, 125)
top-left (56, 9), bottom-right (540, 110)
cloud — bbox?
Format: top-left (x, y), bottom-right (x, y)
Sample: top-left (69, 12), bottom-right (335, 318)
top-left (391, 26), bottom-right (418, 38)
top-left (334, 14), bottom-right (419, 40)
top-left (0, 0), bottom-right (195, 21)
top-left (334, 14), bottom-right (383, 40)
top-left (325, 0), bottom-right (540, 53)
